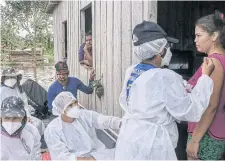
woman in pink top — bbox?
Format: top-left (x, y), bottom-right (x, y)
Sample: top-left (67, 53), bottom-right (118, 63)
top-left (186, 10), bottom-right (225, 160)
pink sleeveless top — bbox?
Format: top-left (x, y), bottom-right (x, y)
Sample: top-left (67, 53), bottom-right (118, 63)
top-left (188, 53), bottom-right (225, 140)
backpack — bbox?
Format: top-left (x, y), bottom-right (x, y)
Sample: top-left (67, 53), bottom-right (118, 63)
top-left (21, 79), bottom-right (49, 119)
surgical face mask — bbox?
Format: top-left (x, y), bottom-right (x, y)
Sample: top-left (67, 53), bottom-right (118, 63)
top-left (2, 122), bottom-right (22, 135)
top-left (4, 78), bottom-right (17, 88)
top-left (160, 47), bottom-right (172, 67)
top-left (66, 106), bottom-right (81, 118)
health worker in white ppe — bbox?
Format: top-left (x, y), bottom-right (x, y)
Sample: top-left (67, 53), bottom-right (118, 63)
top-left (114, 20), bottom-right (215, 160)
top-left (0, 96), bottom-right (41, 160)
top-left (44, 91), bottom-right (122, 160)
top-left (0, 68), bottom-right (45, 136)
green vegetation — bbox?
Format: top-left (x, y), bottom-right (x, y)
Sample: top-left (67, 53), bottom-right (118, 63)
top-left (1, 1), bottom-right (54, 66)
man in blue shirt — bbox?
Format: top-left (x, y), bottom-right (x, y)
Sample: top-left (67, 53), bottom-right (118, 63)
top-left (48, 61), bottom-right (95, 112)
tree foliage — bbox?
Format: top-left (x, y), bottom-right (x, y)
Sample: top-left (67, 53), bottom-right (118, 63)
top-left (1, 1), bottom-right (53, 53)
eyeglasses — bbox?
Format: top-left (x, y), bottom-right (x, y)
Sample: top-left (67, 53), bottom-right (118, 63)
top-left (160, 43), bottom-right (173, 58)
top-left (56, 72), bottom-right (69, 76)
top-left (67, 100), bottom-right (78, 108)
top-left (165, 43), bottom-right (173, 49)
top-left (5, 76), bottom-right (17, 79)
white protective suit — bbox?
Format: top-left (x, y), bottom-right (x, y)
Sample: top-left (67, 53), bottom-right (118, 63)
top-left (0, 123), bottom-right (42, 160)
top-left (114, 66), bottom-right (214, 160)
top-left (44, 109), bottom-right (121, 160)
top-left (0, 86), bottom-right (45, 135)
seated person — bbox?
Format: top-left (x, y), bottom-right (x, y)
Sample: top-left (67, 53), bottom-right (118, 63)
top-left (47, 61), bottom-right (95, 114)
top-left (78, 32), bottom-right (93, 67)
top-left (0, 96), bottom-right (41, 160)
top-left (44, 91), bottom-right (122, 160)
top-left (0, 68), bottom-right (45, 136)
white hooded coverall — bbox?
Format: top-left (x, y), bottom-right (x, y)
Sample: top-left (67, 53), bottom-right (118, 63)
top-left (0, 86), bottom-right (45, 135)
top-left (44, 109), bottom-right (121, 160)
top-left (0, 123), bottom-right (42, 160)
top-left (114, 66), bottom-right (214, 160)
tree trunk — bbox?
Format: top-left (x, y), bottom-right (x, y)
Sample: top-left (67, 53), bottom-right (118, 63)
top-left (33, 4), bottom-right (37, 81)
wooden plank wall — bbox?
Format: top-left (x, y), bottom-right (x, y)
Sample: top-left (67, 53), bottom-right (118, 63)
top-left (53, 1), bottom-right (68, 62)
top-left (52, 1), bottom-right (157, 118)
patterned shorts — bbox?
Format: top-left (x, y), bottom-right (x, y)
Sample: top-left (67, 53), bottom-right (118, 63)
top-left (187, 133), bottom-right (225, 160)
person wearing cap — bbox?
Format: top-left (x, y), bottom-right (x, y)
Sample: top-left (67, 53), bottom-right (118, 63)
top-left (0, 68), bottom-right (45, 136)
top-left (48, 61), bottom-right (95, 114)
top-left (0, 96), bottom-right (41, 160)
top-left (114, 20), bottom-right (216, 160)
top-left (44, 91), bottom-right (121, 160)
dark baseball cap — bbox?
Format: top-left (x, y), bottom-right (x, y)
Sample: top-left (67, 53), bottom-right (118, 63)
top-left (55, 61), bottom-right (69, 73)
top-left (132, 21), bottom-right (179, 46)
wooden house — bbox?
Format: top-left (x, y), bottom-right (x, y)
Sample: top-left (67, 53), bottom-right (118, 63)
top-left (46, 0), bottom-right (225, 119)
